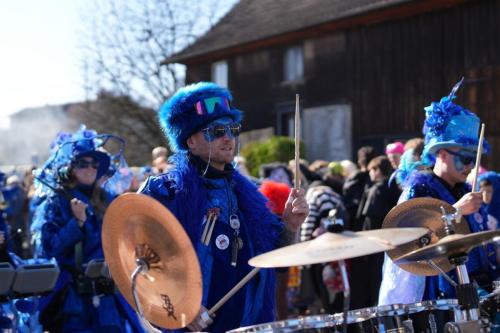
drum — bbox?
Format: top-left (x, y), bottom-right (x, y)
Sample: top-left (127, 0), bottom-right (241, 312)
top-left (405, 299), bottom-right (460, 333)
top-left (228, 306), bottom-right (395, 332)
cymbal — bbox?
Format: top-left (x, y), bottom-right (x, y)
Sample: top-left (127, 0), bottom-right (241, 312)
top-left (395, 230), bottom-right (500, 264)
top-left (102, 193), bottom-right (202, 329)
top-left (383, 198), bottom-right (470, 276)
top-left (248, 227), bottom-right (428, 268)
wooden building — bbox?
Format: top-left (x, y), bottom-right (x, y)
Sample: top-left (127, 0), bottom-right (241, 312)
top-left (164, 0), bottom-right (500, 168)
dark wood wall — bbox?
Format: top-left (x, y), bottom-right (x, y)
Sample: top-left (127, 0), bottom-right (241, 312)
top-left (186, 0), bottom-right (500, 169)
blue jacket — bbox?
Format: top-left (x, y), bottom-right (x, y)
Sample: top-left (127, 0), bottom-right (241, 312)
top-left (140, 153), bottom-right (283, 332)
top-left (40, 187), bottom-right (143, 332)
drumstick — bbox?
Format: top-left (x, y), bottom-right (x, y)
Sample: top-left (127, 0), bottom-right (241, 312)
top-left (471, 123), bottom-right (485, 192)
top-left (208, 267), bottom-right (260, 316)
top-left (294, 94), bottom-right (301, 190)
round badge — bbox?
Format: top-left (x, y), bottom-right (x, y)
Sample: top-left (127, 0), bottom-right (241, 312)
top-left (215, 234), bottom-right (230, 250)
top-left (473, 212), bottom-right (483, 224)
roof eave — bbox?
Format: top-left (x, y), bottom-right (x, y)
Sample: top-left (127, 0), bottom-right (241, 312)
top-left (162, 0), bottom-right (471, 66)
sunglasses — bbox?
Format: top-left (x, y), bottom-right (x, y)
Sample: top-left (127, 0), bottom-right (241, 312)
top-left (73, 159), bottom-right (99, 170)
top-left (194, 96), bottom-right (231, 116)
top-left (202, 123), bottom-right (241, 141)
top-left (444, 149), bottom-right (475, 167)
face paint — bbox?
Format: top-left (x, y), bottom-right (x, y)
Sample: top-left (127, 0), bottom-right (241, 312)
top-left (445, 149), bottom-right (475, 171)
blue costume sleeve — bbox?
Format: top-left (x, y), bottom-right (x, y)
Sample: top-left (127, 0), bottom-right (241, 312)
top-left (40, 196), bottom-right (85, 258)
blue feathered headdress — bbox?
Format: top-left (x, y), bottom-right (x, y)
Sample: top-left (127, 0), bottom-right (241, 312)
top-left (158, 82), bottom-right (242, 152)
top-left (34, 125), bottom-right (127, 193)
top-left (422, 78), bottom-right (489, 161)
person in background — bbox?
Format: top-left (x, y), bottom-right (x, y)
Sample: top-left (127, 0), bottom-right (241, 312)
top-left (350, 156), bottom-right (400, 309)
top-left (342, 146), bottom-right (376, 231)
top-left (385, 141), bottom-right (404, 170)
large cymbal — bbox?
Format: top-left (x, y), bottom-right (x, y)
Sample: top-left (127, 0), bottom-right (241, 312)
top-left (395, 230), bottom-right (500, 264)
top-left (249, 228), bottom-right (428, 268)
top-left (102, 193), bottom-right (202, 329)
top-left (383, 198), bottom-right (470, 276)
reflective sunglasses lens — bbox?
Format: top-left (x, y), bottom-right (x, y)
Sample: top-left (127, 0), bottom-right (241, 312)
top-left (212, 125), bottom-right (227, 138)
top-left (461, 156), bottom-right (474, 166)
top-left (229, 124), bottom-right (241, 137)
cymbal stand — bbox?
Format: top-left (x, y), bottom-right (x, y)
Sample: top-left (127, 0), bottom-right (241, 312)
top-left (438, 208), bottom-right (483, 332)
top-left (326, 209), bottom-right (350, 333)
top-left (131, 245), bottom-right (162, 333)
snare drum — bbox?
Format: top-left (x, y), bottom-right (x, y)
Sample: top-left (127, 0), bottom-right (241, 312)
top-left (227, 314), bottom-right (341, 332)
top-left (405, 299), bottom-right (459, 333)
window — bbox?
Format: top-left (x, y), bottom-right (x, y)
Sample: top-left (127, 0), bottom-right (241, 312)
top-left (284, 46), bottom-right (304, 82)
top-left (211, 60), bottom-right (228, 87)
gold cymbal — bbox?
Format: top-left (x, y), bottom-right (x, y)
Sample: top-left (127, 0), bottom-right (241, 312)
top-left (249, 227), bottom-right (428, 268)
top-left (102, 193), bottom-right (202, 329)
top-left (395, 230), bottom-right (500, 264)
top-left (383, 197), bottom-right (470, 276)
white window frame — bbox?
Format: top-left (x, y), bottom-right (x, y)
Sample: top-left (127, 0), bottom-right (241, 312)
top-left (283, 45), bottom-right (304, 82)
top-left (211, 60), bottom-right (228, 87)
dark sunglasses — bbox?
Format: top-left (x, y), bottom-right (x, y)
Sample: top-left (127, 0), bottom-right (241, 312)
top-left (73, 159), bottom-right (99, 170)
top-left (194, 96), bottom-right (231, 116)
top-left (444, 149), bottom-right (475, 166)
top-left (203, 123), bottom-right (241, 141)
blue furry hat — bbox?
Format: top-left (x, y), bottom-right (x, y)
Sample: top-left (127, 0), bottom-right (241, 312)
top-left (158, 82), bottom-right (243, 152)
top-left (422, 77), bottom-right (489, 160)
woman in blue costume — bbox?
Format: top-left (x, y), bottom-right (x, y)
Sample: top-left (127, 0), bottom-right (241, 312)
top-left (379, 79), bottom-right (498, 305)
top-left (34, 126), bottom-right (142, 333)
top-left (140, 82), bottom-right (308, 332)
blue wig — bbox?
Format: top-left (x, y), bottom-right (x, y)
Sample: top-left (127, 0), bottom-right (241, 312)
top-left (158, 82), bottom-right (242, 152)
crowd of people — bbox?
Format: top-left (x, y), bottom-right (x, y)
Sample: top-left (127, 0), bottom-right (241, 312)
top-left (0, 79), bottom-right (499, 332)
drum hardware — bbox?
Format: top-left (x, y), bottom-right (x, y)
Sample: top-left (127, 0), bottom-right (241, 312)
top-left (394, 201), bottom-right (500, 333)
top-left (383, 198), bottom-right (470, 276)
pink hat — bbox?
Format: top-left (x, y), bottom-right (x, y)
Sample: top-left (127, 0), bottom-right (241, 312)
top-left (386, 142), bottom-right (404, 155)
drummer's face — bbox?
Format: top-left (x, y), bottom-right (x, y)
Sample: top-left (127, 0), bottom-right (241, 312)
top-left (441, 148), bottom-right (475, 184)
top-left (187, 122), bottom-right (236, 171)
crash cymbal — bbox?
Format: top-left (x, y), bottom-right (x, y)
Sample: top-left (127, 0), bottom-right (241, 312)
top-left (383, 198), bottom-right (470, 276)
top-left (249, 227), bottom-right (428, 268)
top-left (395, 230), bottom-right (500, 264)
top-left (102, 193), bottom-right (202, 329)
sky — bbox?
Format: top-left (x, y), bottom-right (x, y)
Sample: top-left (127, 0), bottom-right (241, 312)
top-left (0, 0), bottom-right (85, 128)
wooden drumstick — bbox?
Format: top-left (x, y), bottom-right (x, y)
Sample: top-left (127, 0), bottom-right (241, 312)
top-left (294, 94), bottom-right (301, 190)
top-left (208, 267), bottom-right (260, 316)
top-left (471, 123), bottom-right (485, 192)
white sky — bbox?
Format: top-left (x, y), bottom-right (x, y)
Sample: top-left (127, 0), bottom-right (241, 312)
top-left (0, 0), bottom-right (84, 128)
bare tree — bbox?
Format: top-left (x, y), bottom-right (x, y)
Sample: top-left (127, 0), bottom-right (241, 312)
top-left (79, 0), bottom-right (236, 109)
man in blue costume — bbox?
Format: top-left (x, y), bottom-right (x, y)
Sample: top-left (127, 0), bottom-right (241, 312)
top-left (379, 79), bottom-right (498, 305)
top-left (140, 82), bottom-right (308, 332)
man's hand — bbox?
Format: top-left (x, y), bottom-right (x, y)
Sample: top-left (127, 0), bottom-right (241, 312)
top-left (70, 198), bottom-right (88, 227)
top-left (187, 306), bottom-right (213, 332)
top-left (282, 188), bottom-right (309, 232)
top-left (453, 192), bottom-right (483, 216)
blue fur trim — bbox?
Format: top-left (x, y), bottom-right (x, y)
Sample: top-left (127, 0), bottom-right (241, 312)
top-left (158, 82), bottom-right (243, 152)
top-left (140, 153), bottom-right (282, 327)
